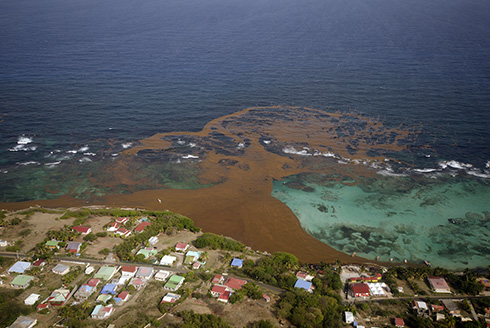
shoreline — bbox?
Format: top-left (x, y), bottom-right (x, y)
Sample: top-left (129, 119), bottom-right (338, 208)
top-left (0, 106), bottom-right (420, 266)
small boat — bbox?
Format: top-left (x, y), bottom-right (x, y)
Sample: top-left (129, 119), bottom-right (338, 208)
top-left (351, 252), bottom-right (356, 257)
top-left (424, 260), bottom-right (431, 267)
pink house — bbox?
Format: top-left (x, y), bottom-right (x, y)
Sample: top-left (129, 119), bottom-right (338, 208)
top-left (72, 226), bottom-right (91, 235)
top-left (175, 242), bottom-right (189, 252)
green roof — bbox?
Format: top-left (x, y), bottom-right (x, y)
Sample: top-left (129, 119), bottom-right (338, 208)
top-left (164, 275), bottom-right (184, 289)
top-left (96, 294), bottom-right (112, 303)
top-left (94, 266), bottom-right (116, 280)
top-left (11, 275), bottom-right (34, 287)
top-left (136, 248), bottom-right (157, 258)
top-left (45, 240), bottom-right (60, 247)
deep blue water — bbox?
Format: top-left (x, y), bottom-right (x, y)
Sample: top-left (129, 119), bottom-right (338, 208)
top-left (1, 0), bottom-right (490, 194)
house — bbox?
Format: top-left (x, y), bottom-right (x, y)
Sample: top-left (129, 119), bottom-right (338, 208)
top-left (66, 242), bottom-right (82, 253)
top-left (72, 226), bottom-right (91, 235)
top-left (175, 242), bottom-right (189, 252)
top-left (212, 274), bottom-right (225, 284)
top-left (115, 227), bottom-right (131, 238)
top-left (411, 300), bottom-right (429, 315)
top-left (344, 311), bottom-right (354, 324)
top-left (368, 282), bottom-right (388, 296)
top-left (85, 266), bottom-right (95, 274)
top-left (36, 303), bottom-right (49, 311)
top-left (149, 236), bottom-right (159, 245)
top-left (94, 266), bottom-right (117, 280)
top-left (32, 259), bottom-right (45, 268)
top-left (211, 285), bottom-right (228, 297)
top-left (192, 262), bottom-right (202, 270)
top-left (135, 266), bottom-right (153, 279)
top-left (106, 222), bottom-right (120, 232)
top-left (121, 265), bottom-right (137, 278)
top-left (428, 277), bottom-right (451, 293)
top-left (8, 261), bottom-right (31, 274)
top-left (431, 304), bottom-right (445, 312)
top-left (11, 275), bottom-right (34, 289)
top-left (136, 247), bottom-right (157, 259)
top-left (160, 255), bottom-right (177, 266)
top-left (129, 277), bottom-right (148, 290)
top-left (294, 278), bottom-right (314, 293)
top-left (96, 294), bottom-right (112, 303)
top-left (45, 240), bottom-right (60, 249)
top-left (52, 263), bottom-right (70, 275)
top-left (218, 290), bottom-right (232, 303)
top-left (74, 284), bottom-right (96, 301)
top-left (87, 278), bottom-right (100, 287)
top-left (263, 294), bottom-right (270, 303)
top-left (441, 299), bottom-right (460, 315)
top-left (224, 277), bottom-right (247, 290)
top-left (184, 250), bottom-right (201, 264)
top-left (161, 293), bottom-right (181, 304)
top-left (24, 293), bottom-right (41, 306)
top-left (115, 217), bottom-right (129, 224)
top-left (231, 258), bottom-right (243, 268)
top-left (394, 317), bottom-right (405, 327)
top-left (296, 271), bottom-right (314, 282)
top-left (349, 273), bottom-right (382, 283)
top-left (117, 291), bottom-right (130, 303)
top-left (0, 240), bottom-right (8, 247)
top-left (7, 316), bottom-right (37, 328)
top-left (47, 288), bottom-right (70, 306)
top-left (91, 304), bottom-right (115, 319)
top-left (164, 275), bottom-right (185, 291)
top-left (134, 221), bottom-right (151, 233)
top-left (436, 313), bottom-right (446, 321)
top-left (154, 270), bottom-right (170, 282)
top-left (101, 284), bottom-right (118, 295)
top-left (478, 278), bottom-right (490, 293)
top-left (350, 283), bottom-right (371, 298)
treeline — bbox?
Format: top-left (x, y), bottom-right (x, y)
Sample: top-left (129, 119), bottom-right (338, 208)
top-left (242, 252), bottom-right (299, 289)
top-left (113, 211), bottom-right (199, 261)
top-left (0, 289), bottom-right (33, 327)
top-left (193, 233), bottom-right (245, 251)
top-left (174, 310), bottom-right (231, 328)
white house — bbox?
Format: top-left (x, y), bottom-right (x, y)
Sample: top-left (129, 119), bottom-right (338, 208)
top-left (91, 305), bottom-right (115, 319)
top-left (24, 294), bottom-right (41, 306)
top-left (160, 255), bottom-right (177, 266)
top-left (154, 270), bottom-right (170, 282)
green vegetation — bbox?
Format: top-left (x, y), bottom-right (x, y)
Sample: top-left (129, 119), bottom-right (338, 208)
top-left (62, 266), bottom-right (82, 285)
top-left (175, 310), bottom-right (231, 328)
top-left (58, 302), bottom-right (93, 328)
top-left (96, 231), bottom-right (107, 237)
top-left (18, 228), bottom-right (32, 237)
top-left (229, 282), bottom-right (263, 304)
top-left (47, 229), bottom-right (78, 242)
top-left (193, 233), bottom-right (246, 251)
top-left (98, 248), bottom-right (111, 255)
top-left (0, 289), bottom-right (33, 327)
top-left (246, 320), bottom-right (276, 328)
top-left (113, 211), bottom-right (199, 261)
top-left (18, 207), bottom-right (61, 218)
top-left (242, 252), bottom-right (299, 289)
top-left (82, 233), bottom-right (97, 242)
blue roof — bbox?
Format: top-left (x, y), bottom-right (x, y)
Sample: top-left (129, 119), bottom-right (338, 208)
top-left (101, 284), bottom-right (117, 295)
top-left (231, 258), bottom-right (243, 267)
top-left (294, 278), bottom-right (312, 290)
top-left (8, 261), bottom-right (31, 273)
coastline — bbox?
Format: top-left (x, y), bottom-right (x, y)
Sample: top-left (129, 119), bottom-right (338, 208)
top-left (0, 106), bottom-right (422, 266)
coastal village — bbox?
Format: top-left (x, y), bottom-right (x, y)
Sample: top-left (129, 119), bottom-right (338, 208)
top-left (0, 208), bottom-right (489, 328)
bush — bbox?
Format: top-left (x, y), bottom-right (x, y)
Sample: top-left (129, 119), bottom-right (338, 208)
top-left (83, 233), bottom-right (97, 242)
top-left (96, 232), bottom-right (107, 237)
top-left (98, 248), bottom-right (111, 255)
top-left (18, 229), bottom-right (31, 237)
top-left (193, 233), bottom-right (245, 251)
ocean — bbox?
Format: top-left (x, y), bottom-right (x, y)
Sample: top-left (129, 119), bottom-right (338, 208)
top-left (1, 0), bottom-right (489, 269)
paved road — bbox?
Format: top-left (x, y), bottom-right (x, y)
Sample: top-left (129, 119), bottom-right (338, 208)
top-left (342, 294), bottom-right (489, 304)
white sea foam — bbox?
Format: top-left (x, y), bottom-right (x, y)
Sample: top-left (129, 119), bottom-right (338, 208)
top-left (16, 161), bottom-right (40, 166)
top-left (1, 169), bottom-right (8, 174)
top-left (177, 140), bottom-right (185, 145)
top-left (79, 146), bottom-right (89, 152)
top-left (122, 143), bottom-right (133, 149)
top-left (83, 152), bottom-right (96, 156)
top-left (237, 142), bottom-right (245, 149)
top-left (79, 157), bottom-right (92, 163)
top-left (67, 150), bottom-right (77, 154)
top-left (438, 160), bottom-right (473, 170)
top-left (413, 168), bottom-right (438, 173)
top-left (17, 136), bottom-right (33, 145)
top-left (377, 170), bottom-right (408, 177)
top-left (111, 153), bottom-right (119, 157)
top-left (263, 140), bottom-right (271, 144)
top-left (189, 143), bottom-right (197, 148)
top-left (283, 146), bottom-right (311, 156)
top-left (486, 161), bottom-right (490, 169)
top-left (45, 161), bottom-right (61, 167)
top-left (182, 154), bottom-right (199, 159)
top-left (467, 170), bottom-right (490, 179)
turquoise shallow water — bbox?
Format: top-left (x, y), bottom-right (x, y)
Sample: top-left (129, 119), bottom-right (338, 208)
top-left (272, 173), bottom-right (490, 270)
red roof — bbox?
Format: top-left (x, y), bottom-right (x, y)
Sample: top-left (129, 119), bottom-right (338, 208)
top-left (87, 278), bottom-right (100, 287)
top-left (116, 217), bottom-right (129, 224)
top-left (33, 259), bottom-right (45, 266)
top-left (37, 303), bottom-right (49, 310)
top-left (219, 290), bottom-right (232, 301)
top-left (224, 277), bottom-right (247, 290)
top-left (118, 291), bottom-right (129, 300)
top-left (395, 318), bottom-right (405, 327)
top-left (73, 226), bottom-right (91, 233)
top-left (117, 227), bottom-right (131, 235)
top-left (212, 275), bottom-right (224, 284)
top-left (121, 265), bottom-right (137, 273)
top-left (211, 285), bottom-right (227, 294)
top-left (351, 283), bottom-right (370, 295)
top-left (175, 242), bottom-right (189, 250)
top-left (431, 304), bottom-right (444, 312)
top-left (134, 221), bottom-right (152, 232)
top-left (108, 222), bottom-right (120, 229)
